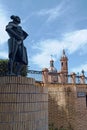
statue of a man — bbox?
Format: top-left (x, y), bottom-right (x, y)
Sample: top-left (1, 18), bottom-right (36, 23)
top-left (6, 15), bottom-right (28, 75)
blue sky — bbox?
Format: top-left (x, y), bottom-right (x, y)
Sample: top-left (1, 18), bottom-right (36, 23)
top-left (0, 0), bottom-right (87, 75)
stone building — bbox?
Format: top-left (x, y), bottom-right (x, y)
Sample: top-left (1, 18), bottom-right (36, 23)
top-left (42, 50), bottom-right (87, 130)
top-left (1, 50), bottom-right (87, 130)
top-left (42, 49), bottom-right (68, 84)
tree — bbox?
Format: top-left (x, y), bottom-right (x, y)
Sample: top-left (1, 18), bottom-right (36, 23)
top-left (49, 123), bottom-right (58, 130)
top-left (0, 59), bottom-right (28, 76)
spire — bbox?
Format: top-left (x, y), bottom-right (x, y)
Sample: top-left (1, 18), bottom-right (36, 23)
top-left (62, 49), bottom-right (66, 58)
top-left (60, 49), bottom-right (68, 73)
top-left (60, 49), bottom-right (68, 83)
top-left (50, 54), bottom-right (54, 67)
top-left (50, 59), bottom-right (54, 67)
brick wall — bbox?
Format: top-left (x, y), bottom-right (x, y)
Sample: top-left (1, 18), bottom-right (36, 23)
top-left (43, 83), bottom-right (87, 130)
top-left (0, 76), bottom-right (48, 130)
top-left (47, 84), bottom-right (76, 130)
top-left (74, 84), bottom-right (87, 130)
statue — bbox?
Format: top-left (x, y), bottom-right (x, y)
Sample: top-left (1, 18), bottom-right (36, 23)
top-left (6, 15), bottom-right (28, 75)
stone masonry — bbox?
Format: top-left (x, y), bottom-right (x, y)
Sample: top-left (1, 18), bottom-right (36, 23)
top-left (0, 76), bottom-right (48, 130)
top-left (43, 83), bottom-right (87, 130)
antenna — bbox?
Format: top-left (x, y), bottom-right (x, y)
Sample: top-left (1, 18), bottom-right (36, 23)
top-left (50, 54), bottom-right (53, 60)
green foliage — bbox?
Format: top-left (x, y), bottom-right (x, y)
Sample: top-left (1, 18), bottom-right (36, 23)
top-left (0, 59), bottom-right (8, 76)
top-left (49, 123), bottom-right (73, 130)
top-left (67, 123), bottom-right (73, 130)
top-left (0, 59), bottom-right (27, 76)
top-left (49, 123), bottom-right (58, 130)
top-left (59, 127), bottom-right (66, 130)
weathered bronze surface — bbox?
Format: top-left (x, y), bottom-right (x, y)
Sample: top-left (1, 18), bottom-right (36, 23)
top-left (6, 15), bottom-right (28, 75)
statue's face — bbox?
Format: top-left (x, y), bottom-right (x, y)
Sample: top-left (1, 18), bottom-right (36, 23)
top-left (13, 20), bottom-right (20, 25)
top-left (12, 16), bottom-right (21, 25)
top-left (15, 16), bottom-right (21, 23)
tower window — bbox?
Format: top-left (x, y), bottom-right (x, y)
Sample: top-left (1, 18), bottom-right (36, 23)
top-left (62, 62), bottom-right (63, 66)
top-left (86, 95), bottom-right (87, 107)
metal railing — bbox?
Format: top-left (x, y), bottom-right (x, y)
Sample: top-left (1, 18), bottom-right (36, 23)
top-left (27, 70), bottom-right (42, 81)
top-left (27, 70), bottom-right (87, 84)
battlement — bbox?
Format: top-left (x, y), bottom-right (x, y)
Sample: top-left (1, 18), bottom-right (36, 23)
top-left (42, 70), bottom-right (87, 84)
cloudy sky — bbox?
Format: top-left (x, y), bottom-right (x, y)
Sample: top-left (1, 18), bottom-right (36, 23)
top-left (0, 0), bottom-right (87, 75)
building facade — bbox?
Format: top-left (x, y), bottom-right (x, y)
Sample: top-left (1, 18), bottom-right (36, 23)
top-left (42, 50), bottom-right (87, 130)
top-left (0, 50), bottom-right (87, 130)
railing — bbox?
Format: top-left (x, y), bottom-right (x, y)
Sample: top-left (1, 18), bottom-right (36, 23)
top-left (27, 70), bottom-right (42, 81)
top-left (1, 68), bottom-right (87, 84)
top-left (27, 70), bottom-right (87, 84)
top-left (68, 75), bottom-right (87, 84)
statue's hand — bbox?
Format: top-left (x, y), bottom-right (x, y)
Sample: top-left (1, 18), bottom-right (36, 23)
top-left (21, 36), bottom-right (24, 40)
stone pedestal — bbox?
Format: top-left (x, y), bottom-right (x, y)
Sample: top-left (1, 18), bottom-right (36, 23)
top-left (0, 76), bottom-right (48, 130)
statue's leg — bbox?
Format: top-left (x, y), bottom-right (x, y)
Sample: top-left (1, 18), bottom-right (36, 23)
top-left (8, 58), bottom-right (14, 75)
top-left (15, 43), bottom-right (23, 76)
top-left (16, 62), bottom-right (23, 76)
top-left (8, 38), bottom-right (18, 75)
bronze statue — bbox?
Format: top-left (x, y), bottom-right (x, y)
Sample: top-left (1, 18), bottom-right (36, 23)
top-left (6, 15), bottom-right (28, 75)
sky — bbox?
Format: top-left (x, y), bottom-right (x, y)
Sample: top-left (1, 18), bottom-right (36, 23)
top-left (0, 0), bottom-right (87, 75)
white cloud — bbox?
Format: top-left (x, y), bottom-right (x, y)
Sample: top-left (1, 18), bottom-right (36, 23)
top-left (0, 51), bottom-right (8, 59)
top-left (64, 30), bottom-right (87, 53)
top-left (31, 53), bottom-right (50, 69)
top-left (0, 4), bottom-right (9, 59)
top-left (37, 1), bottom-right (67, 22)
top-left (31, 29), bottom-right (87, 68)
top-left (0, 4), bottom-right (9, 44)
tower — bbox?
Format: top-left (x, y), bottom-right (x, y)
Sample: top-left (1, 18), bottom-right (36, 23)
top-left (48, 59), bottom-right (58, 83)
top-left (60, 49), bottom-right (68, 83)
top-left (48, 59), bottom-right (57, 73)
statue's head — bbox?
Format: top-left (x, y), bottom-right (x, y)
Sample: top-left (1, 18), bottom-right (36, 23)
top-left (10, 15), bottom-right (21, 24)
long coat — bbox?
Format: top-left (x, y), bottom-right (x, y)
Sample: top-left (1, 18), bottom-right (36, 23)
top-left (6, 21), bottom-right (28, 65)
